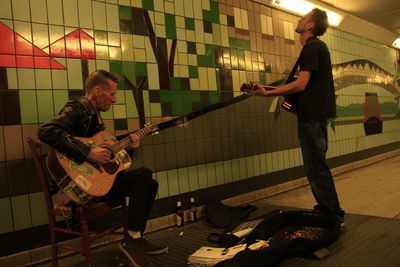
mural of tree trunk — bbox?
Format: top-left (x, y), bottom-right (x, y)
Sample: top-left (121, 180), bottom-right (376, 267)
top-left (364, 92), bottom-right (383, 135)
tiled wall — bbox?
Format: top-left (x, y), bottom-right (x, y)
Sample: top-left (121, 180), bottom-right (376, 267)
top-left (0, 0), bottom-right (399, 257)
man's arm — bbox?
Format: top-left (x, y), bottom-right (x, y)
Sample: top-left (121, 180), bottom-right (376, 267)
top-left (254, 70), bottom-right (311, 97)
top-left (38, 103), bottom-right (92, 164)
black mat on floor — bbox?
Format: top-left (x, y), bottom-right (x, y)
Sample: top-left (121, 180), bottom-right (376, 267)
top-left (30, 203), bottom-right (400, 267)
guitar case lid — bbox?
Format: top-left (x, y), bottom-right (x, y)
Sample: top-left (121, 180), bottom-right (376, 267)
top-left (215, 210), bottom-right (341, 267)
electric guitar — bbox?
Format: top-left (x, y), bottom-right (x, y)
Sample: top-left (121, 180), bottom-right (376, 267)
top-left (46, 123), bottom-right (159, 205)
top-left (240, 82), bottom-right (301, 113)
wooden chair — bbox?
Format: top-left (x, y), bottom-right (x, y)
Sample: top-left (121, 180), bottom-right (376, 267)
top-left (26, 137), bottom-right (129, 267)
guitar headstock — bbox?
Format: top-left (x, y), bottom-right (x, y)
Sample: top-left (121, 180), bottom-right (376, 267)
top-left (144, 122), bottom-right (160, 135)
top-left (240, 82), bottom-right (256, 93)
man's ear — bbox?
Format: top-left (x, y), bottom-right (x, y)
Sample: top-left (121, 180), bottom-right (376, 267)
top-left (93, 86), bottom-right (101, 96)
top-left (307, 21), bottom-right (315, 32)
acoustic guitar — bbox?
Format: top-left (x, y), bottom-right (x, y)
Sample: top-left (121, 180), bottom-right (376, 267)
top-left (46, 123), bottom-right (159, 205)
top-left (240, 82), bottom-right (301, 113)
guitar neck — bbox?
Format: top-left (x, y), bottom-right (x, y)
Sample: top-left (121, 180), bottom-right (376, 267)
top-left (110, 127), bottom-right (153, 153)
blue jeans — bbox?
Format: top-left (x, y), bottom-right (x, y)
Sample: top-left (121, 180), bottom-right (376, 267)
top-left (298, 121), bottom-right (344, 216)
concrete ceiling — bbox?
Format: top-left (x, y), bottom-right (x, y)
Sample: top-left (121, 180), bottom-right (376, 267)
top-left (319, 0), bottom-right (400, 34)
top-left (307, 0), bottom-right (400, 48)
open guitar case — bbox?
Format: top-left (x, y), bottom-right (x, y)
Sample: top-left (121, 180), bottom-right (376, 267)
top-left (214, 209), bottom-right (342, 267)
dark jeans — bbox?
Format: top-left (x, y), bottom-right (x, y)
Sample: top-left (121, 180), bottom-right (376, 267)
top-left (298, 121), bottom-right (344, 217)
top-left (101, 167), bottom-right (158, 233)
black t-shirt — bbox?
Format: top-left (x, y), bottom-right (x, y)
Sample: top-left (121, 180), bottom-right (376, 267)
top-left (296, 36), bottom-right (336, 122)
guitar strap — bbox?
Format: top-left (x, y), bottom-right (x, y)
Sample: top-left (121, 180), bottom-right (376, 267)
top-left (286, 57), bottom-right (300, 84)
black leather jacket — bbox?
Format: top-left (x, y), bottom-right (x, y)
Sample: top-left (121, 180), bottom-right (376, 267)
top-left (38, 97), bottom-right (105, 164)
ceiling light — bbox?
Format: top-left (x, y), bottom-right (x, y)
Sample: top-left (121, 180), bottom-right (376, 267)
top-left (271, 0), bottom-right (344, 26)
top-left (393, 38), bottom-right (400, 49)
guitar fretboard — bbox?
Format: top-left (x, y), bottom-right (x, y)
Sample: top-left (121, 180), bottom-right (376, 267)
top-left (109, 126), bottom-right (155, 154)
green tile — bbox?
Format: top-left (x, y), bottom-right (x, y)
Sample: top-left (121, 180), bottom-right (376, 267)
top-left (259, 154), bottom-right (267, 174)
top-left (67, 59), bottom-right (83, 89)
top-left (212, 23), bottom-right (221, 46)
top-left (178, 168), bottom-right (189, 193)
top-left (122, 61), bottom-right (136, 87)
top-left (238, 158), bottom-right (247, 180)
top-left (187, 166), bottom-right (199, 191)
top-left (243, 40), bottom-right (250, 50)
top-left (6, 68), bottom-right (18, 89)
top-left (197, 55), bottom-right (207, 67)
top-left (231, 158), bottom-right (240, 181)
top-left (78, 0), bottom-right (93, 28)
top-left (18, 69), bottom-right (35, 89)
top-left (206, 163), bottom-right (216, 187)
top-left (135, 62), bottom-right (148, 76)
top-left (12, 0), bottom-right (30, 21)
top-left (205, 44), bottom-right (215, 67)
top-left (101, 106), bottom-right (114, 119)
top-left (215, 68), bottom-right (220, 91)
top-left (124, 90), bottom-right (139, 118)
top-left (167, 169), bottom-right (179, 196)
top-left (165, 13), bottom-right (176, 39)
top-left (29, 192), bottom-right (47, 227)
top-left (110, 61), bottom-right (124, 89)
top-left (94, 30), bottom-right (108, 45)
top-left (116, 90), bottom-right (126, 104)
top-left (188, 66), bottom-right (199, 78)
top-left (35, 69), bottom-right (52, 89)
top-left (0, 0), bottom-right (12, 19)
top-left (155, 171), bottom-right (169, 198)
top-left (0, 198), bottom-right (13, 234)
top-left (230, 48), bottom-right (238, 70)
top-left (209, 91), bottom-right (219, 105)
top-left (223, 160), bottom-right (232, 183)
top-left (52, 69), bottom-right (68, 89)
top-left (142, 0), bottom-right (154, 10)
top-left (31, 0), bottom-right (48, 23)
top-left (11, 194), bottom-right (32, 231)
top-left (150, 103), bottom-right (162, 117)
top-left (53, 90), bottom-right (68, 114)
top-left (259, 72), bottom-right (266, 84)
top-left (215, 161), bottom-right (224, 185)
top-left (169, 77), bottom-right (181, 90)
top-left (19, 90), bottom-right (38, 124)
top-left (37, 90), bottom-right (55, 122)
top-left (246, 157), bottom-right (254, 177)
top-left (197, 164), bottom-right (208, 189)
top-left (185, 17), bottom-right (195, 30)
top-left (119, 5), bottom-right (132, 20)
top-left (237, 49), bottom-right (245, 70)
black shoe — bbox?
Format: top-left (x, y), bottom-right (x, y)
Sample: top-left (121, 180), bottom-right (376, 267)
top-left (119, 236), bottom-right (156, 267)
top-left (337, 216), bottom-right (346, 228)
top-left (138, 238), bottom-right (168, 254)
top-left (311, 207), bottom-right (346, 228)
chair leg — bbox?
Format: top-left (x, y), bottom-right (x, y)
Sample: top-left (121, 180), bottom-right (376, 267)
top-left (49, 220), bottom-right (58, 267)
top-left (122, 200), bottom-right (129, 238)
top-left (79, 208), bottom-right (93, 265)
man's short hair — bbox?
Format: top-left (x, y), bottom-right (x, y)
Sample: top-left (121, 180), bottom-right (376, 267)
top-left (311, 8), bottom-right (329, 36)
top-left (84, 70), bottom-right (120, 92)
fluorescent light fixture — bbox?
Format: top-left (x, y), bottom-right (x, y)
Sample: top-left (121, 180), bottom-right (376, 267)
top-left (393, 38), bottom-right (400, 49)
top-left (271, 0), bottom-right (343, 26)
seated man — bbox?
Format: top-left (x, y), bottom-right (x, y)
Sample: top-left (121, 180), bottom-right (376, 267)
top-left (38, 69), bottom-right (167, 267)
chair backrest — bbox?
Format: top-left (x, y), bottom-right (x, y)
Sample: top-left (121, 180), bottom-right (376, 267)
top-left (26, 137), bottom-right (56, 215)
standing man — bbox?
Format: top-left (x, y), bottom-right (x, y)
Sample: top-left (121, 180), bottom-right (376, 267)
top-left (252, 9), bottom-right (345, 225)
top-left (38, 70), bottom-right (168, 266)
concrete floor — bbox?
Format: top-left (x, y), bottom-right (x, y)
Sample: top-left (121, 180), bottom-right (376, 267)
top-left (258, 152), bottom-right (400, 219)
top-left (26, 150), bottom-right (400, 267)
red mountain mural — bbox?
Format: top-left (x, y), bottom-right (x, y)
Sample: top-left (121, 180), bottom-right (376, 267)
top-left (0, 23), bottom-right (66, 69)
top-left (48, 29), bottom-right (95, 59)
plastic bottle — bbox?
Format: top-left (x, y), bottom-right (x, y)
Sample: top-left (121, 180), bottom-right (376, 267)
top-left (176, 201), bottom-right (184, 226)
top-left (189, 197), bottom-right (197, 223)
